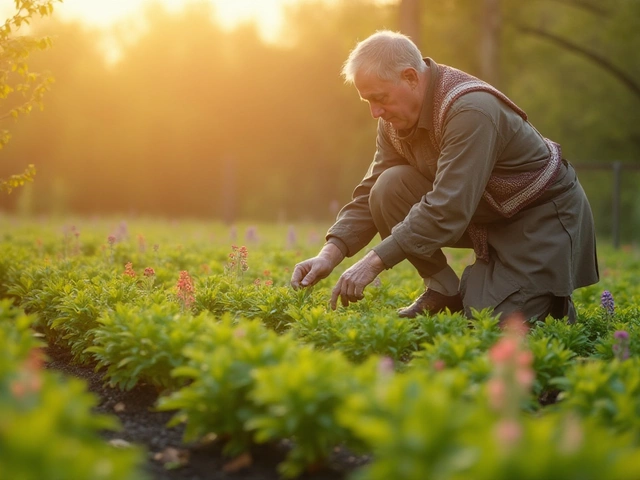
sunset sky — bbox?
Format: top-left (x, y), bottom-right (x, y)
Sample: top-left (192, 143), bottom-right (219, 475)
top-left (5, 0), bottom-right (309, 41)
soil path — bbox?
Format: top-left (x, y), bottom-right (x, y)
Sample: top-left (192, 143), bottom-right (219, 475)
top-left (46, 347), bottom-right (367, 480)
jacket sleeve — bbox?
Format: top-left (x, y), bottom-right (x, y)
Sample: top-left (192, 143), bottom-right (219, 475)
top-left (325, 119), bottom-right (408, 257)
top-left (372, 104), bottom-right (505, 267)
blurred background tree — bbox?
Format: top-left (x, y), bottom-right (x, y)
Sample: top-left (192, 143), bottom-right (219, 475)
top-left (0, 0), bottom-right (59, 193)
top-left (0, 0), bottom-right (637, 242)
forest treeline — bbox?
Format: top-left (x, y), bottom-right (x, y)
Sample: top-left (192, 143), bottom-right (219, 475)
top-left (0, 0), bottom-right (639, 240)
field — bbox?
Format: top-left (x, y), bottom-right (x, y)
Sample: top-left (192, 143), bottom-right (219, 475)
top-left (2, 215), bottom-right (640, 480)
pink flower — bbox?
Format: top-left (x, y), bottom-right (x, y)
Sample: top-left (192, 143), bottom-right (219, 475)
top-left (487, 377), bottom-right (506, 410)
top-left (123, 262), bottom-right (136, 278)
top-left (489, 337), bottom-right (519, 364)
top-left (143, 267), bottom-right (155, 277)
top-left (107, 235), bottom-right (116, 245)
top-left (176, 271), bottom-right (195, 309)
top-left (495, 419), bottom-right (522, 447)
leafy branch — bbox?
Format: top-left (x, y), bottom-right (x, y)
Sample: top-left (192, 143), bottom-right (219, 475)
top-left (1, 0), bottom-right (61, 193)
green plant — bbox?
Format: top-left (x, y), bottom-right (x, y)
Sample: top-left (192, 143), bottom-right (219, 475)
top-left (553, 357), bottom-right (640, 435)
top-left (87, 301), bottom-right (212, 390)
top-left (157, 317), bottom-right (298, 455)
top-left (248, 348), bottom-right (363, 478)
top-left (0, 302), bottom-right (145, 480)
top-left (530, 317), bottom-right (592, 357)
top-left (527, 336), bottom-right (577, 396)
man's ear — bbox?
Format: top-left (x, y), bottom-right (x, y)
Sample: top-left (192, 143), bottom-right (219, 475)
top-left (401, 68), bottom-right (419, 88)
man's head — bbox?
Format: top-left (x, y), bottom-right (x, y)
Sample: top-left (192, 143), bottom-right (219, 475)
top-left (342, 31), bottom-right (427, 131)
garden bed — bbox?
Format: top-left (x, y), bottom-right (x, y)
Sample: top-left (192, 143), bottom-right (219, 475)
top-left (45, 345), bottom-right (366, 480)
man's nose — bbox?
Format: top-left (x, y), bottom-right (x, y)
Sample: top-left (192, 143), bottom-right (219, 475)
top-left (370, 104), bottom-right (384, 119)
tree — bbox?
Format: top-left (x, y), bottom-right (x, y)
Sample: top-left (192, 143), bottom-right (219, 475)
top-left (0, 0), bottom-right (60, 193)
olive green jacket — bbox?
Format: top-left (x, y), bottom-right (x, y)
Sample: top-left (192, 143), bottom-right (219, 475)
top-left (326, 58), bottom-right (598, 304)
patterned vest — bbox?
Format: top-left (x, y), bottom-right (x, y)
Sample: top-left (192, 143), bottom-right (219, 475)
top-left (382, 63), bottom-right (562, 261)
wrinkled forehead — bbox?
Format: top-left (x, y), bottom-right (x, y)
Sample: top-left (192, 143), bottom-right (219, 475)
top-left (353, 70), bottom-right (399, 100)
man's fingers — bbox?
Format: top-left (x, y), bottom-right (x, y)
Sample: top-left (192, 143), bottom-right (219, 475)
top-left (330, 279), bottom-right (342, 310)
top-left (290, 265), bottom-right (305, 289)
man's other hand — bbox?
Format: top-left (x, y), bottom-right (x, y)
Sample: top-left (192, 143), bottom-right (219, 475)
top-left (330, 250), bottom-right (385, 310)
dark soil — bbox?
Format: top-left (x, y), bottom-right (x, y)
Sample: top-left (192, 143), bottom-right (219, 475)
top-left (45, 346), bottom-right (369, 480)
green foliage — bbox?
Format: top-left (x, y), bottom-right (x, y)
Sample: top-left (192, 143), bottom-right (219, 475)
top-left (0, 302), bottom-right (146, 480)
top-left (3, 219), bottom-right (640, 478)
top-left (248, 348), bottom-right (365, 478)
top-left (1, 0), bottom-right (60, 193)
top-left (554, 358), bottom-right (640, 435)
top-left (594, 325), bottom-right (640, 360)
top-left (337, 368), bottom-right (480, 480)
top-left (527, 336), bottom-right (577, 395)
top-left (196, 277), bottom-right (321, 332)
top-left (289, 308), bottom-right (421, 362)
top-left (157, 317), bottom-right (298, 456)
top-left (530, 317), bottom-right (592, 357)
top-left (87, 302), bottom-right (215, 391)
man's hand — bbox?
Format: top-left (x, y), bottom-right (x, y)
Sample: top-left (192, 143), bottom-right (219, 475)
top-left (291, 243), bottom-right (345, 289)
top-left (330, 250), bottom-right (385, 310)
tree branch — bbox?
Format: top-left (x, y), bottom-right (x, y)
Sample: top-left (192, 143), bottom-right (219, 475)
top-left (517, 24), bottom-right (640, 101)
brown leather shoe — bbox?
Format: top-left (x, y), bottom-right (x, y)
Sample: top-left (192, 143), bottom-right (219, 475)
top-left (397, 289), bottom-right (464, 318)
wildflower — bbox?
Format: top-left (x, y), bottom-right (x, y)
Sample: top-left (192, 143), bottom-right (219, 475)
top-left (254, 278), bottom-right (261, 286)
top-left (601, 290), bottom-right (615, 315)
top-left (138, 234), bottom-right (146, 253)
top-left (433, 359), bottom-right (446, 371)
top-left (143, 267), bottom-right (155, 277)
top-left (10, 349), bottom-right (44, 399)
top-left (487, 313), bottom-right (534, 450)
top-left (108, 235), bottom-right (117, 245)
top-left (287, 225), bottom-right (297, 249)
top-left (613, 330), bottom-right (630, 361)
top-left (264, 280), bottom-right (273, 287)
top-left (263, 270), bottom-right (271, 277)
top-left (225, 245), bottom-right (249, 279)
top-left (245, 226), bottom-right (259, 242)
top-left (153, 244), bottom-right (159, 253)
top-left (377, 356), bottom-right (395, 376)
top-left (495, 419), bottom-right (522, 445)
top-left (123, 262), bottom-right (136, 278)
top-left (176, 271), bottom-right (195, 310)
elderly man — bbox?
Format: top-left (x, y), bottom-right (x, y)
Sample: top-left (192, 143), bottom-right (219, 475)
top-left (291, 30), bottom-right (598, 323)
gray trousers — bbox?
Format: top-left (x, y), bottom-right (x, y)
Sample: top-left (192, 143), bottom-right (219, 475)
top-left (368, 165), bottom-right (576, 323)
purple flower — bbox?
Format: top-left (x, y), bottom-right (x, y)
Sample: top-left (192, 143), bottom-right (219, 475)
top-left (614, 330), bottom-right (629, 341)
top-left (601, 290), bottom-right (615, 315)
top-left (613, 329), bottom-right (630, 361)
top-left (286, 225), bottom-right (297, 249)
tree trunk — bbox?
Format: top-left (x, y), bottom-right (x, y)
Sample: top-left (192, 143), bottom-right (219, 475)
top-left (480, 0), bottom-right (502, 87)
top-left (399, 0), bottom-right (421, 49)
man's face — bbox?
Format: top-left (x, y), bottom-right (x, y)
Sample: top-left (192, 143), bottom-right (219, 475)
top-left (354, 68), bottom-right (423, 131)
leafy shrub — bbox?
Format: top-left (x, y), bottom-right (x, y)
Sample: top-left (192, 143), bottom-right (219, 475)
top-left (248, 348), bottom-right (364, 478)
top-left (553, 358), bottom-right (640, 435)
top-left (530, 317), bottom-right (592, 357)
top-left (87, 301), bottom-right (213, 390)
top-left (0, 302), bottom-right (145, 480)
top-left (157, 317), bottom-right (298, 455)
top-left (526, 336), bottom-right (577, 396)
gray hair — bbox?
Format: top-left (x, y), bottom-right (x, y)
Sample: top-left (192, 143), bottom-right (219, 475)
top-left (341, 30), bottom-right (426, 84)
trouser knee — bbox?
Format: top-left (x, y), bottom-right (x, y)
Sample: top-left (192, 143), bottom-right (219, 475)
top-left (369, 165), bottom-right (432, 235)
